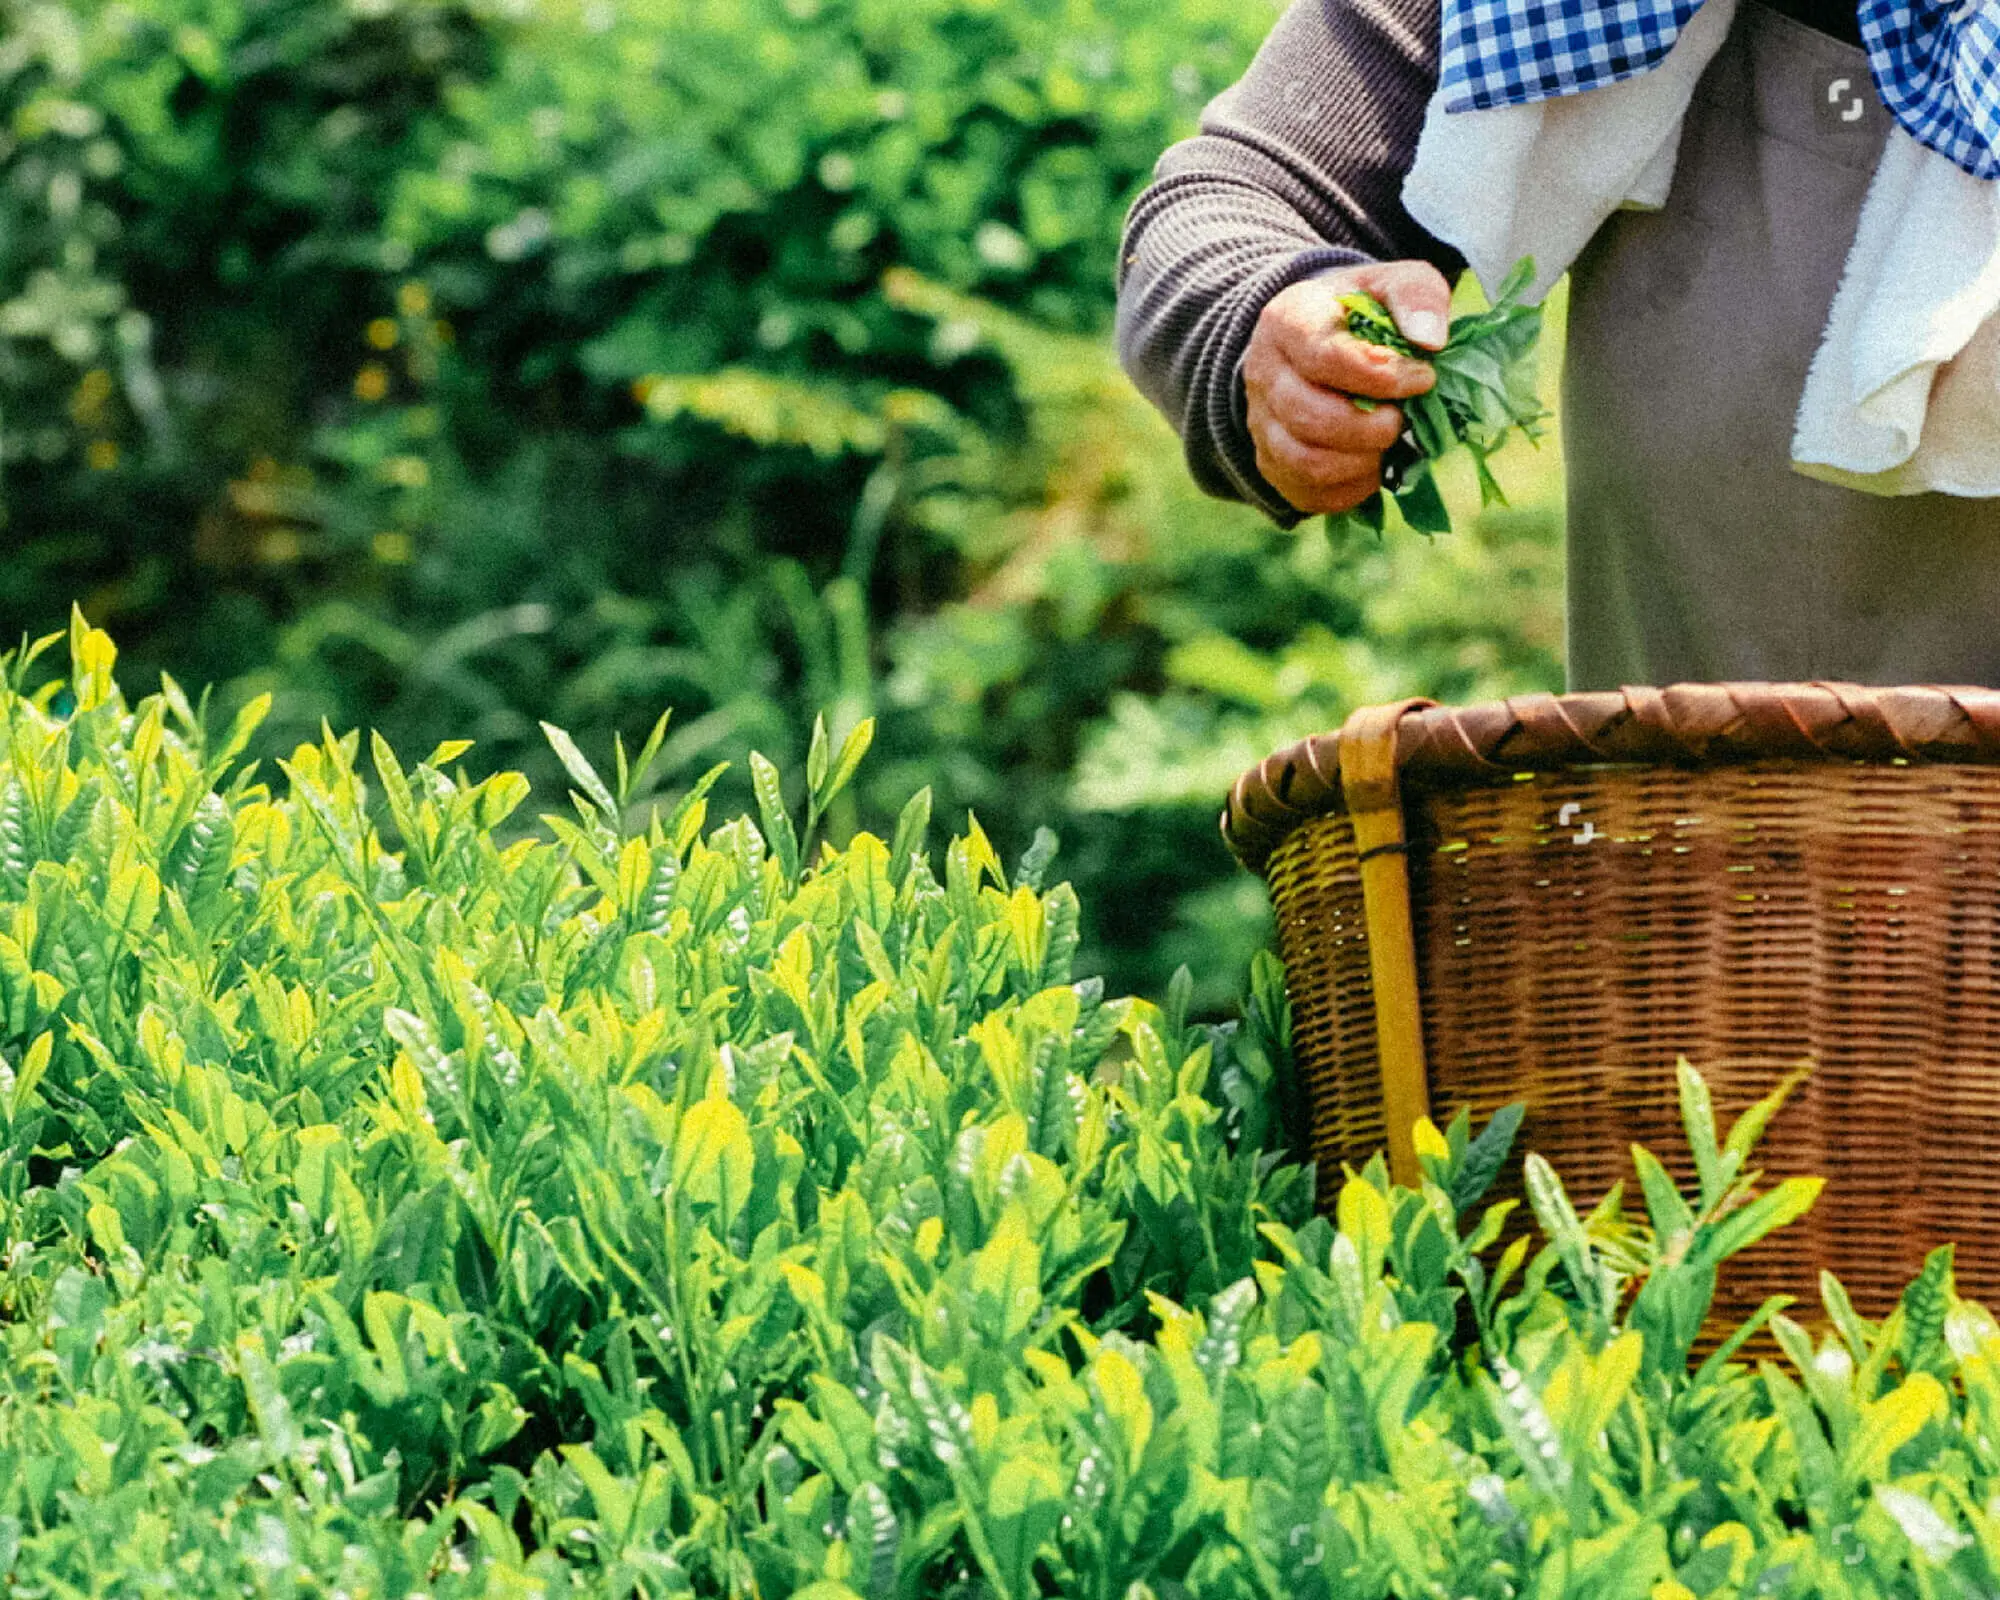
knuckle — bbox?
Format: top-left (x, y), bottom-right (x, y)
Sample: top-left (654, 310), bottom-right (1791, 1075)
top-left (1261, 427), bottom-right (1309, 476)
top-left (1272, 375), bottom-right (1331, 436)
top-left (1287, 274), bottom-right (1344, 313)
top-left (1267, 289), bottom-right (1318, 341)
top-left (1383, 256), bottom-right (1448, 293)
top-left (1263, 430), bottom-right (1349, 491)
top-left (1253, 433), bottom-right (1297, 486)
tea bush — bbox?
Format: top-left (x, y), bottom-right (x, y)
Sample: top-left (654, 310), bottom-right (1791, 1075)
top-left (0, 612), bottom-right (1310, 1594)
top-left (1, 617), bottom-right (1998, 1597)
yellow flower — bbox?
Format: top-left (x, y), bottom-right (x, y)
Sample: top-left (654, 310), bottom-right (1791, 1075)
top-left (85, 439), bottom-right (119, 471)
top-left (353, 363), bottom-right (390, 403)
top-left (366, 317), bottom-right (399, 351)
top-left (397, 281), bottom-right (431, 317)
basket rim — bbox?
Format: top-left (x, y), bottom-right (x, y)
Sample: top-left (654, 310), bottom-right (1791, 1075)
top-left (1222, 679), bottom-right (2000, 876)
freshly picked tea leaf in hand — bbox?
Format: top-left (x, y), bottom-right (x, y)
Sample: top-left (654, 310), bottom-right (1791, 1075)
top-left (1331, 257), bottom-right (1549, 538)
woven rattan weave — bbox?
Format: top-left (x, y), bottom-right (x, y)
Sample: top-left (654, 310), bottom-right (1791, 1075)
top-left (1224, 682), bottom-right (2000, 1322)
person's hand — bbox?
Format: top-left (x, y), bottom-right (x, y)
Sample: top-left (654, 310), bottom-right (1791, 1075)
top-left (1242, 260), bottom-right (1454, 516)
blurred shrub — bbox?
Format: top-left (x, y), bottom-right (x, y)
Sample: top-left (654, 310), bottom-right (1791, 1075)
top-left (0, 0), bottom-right (1561, 1004)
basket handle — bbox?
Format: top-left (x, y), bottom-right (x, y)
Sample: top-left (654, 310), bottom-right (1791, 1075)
top-left (1337, 698), bottom-right (1436, 1188)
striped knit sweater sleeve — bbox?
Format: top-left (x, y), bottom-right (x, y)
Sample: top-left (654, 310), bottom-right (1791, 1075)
top-left (1115, 0), bottom-right (1464, 524)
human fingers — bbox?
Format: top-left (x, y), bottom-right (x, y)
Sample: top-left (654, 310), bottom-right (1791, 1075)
top-left (1248, 413), bottom-right (1384, 516)
top-left (1257, 364), bottom-right (1405, 454)
top-left (1260, 283), bottom-right (1437, 400)
top-left (1343, 257), bottom-right (1455, 352)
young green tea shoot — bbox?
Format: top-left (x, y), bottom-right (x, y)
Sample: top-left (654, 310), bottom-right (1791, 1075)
top-left (1330, 257), bottom-right (1548, 539)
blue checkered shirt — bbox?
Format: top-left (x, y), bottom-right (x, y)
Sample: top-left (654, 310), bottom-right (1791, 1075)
top-left (1439, 0), bottom-right (2000, 178)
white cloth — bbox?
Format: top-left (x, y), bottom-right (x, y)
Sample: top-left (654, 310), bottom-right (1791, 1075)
top-left (1400, 0), bottom-right (2000, 497)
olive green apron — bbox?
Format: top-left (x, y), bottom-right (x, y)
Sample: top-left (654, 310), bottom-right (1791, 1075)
top-left (1561, 0), bottom-right (2000, 691)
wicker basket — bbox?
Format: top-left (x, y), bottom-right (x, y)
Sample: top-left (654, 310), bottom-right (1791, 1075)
top-left (1223, 682), bottom-right (2000, 1322)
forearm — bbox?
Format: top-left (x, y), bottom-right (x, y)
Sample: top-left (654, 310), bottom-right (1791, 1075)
top-left (1116, 0), bottom-right (1460, 522)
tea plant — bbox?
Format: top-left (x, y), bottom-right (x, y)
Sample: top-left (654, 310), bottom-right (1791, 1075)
top-left (0, 615), bottom-right (1995, 1598)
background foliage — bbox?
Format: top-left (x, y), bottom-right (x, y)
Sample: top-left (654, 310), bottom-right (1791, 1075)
top-left (0, 0), bottom-right (1564, 1006)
